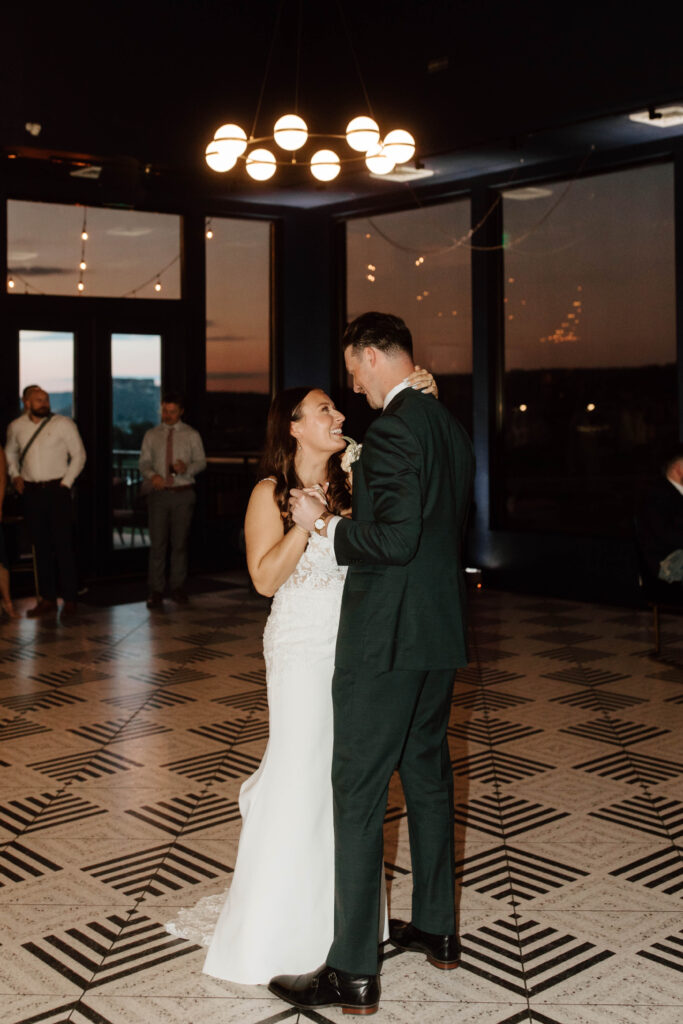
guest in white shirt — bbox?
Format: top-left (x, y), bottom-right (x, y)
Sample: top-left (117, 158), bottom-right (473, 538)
top-left (5, 388), bottom-right (86, 619)
top-left (139, 393), bottom-right (206, 609)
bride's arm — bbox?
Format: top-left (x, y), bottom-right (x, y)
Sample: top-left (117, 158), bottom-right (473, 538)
top-left (244, 480), bottom-right (310, 597)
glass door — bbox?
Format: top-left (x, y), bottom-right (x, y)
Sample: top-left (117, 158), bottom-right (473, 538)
top-left (110, 333), bottom-right (162, 551)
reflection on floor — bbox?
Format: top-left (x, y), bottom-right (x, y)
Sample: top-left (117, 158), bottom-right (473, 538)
top-left (1, 580), bottom-right (683, 1024)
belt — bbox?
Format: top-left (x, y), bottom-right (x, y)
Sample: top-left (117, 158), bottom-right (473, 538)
top-left (24, 479), bottom-right (63, 489)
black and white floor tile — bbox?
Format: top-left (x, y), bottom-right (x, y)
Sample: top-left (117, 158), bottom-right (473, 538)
top-left (1, 579), bottom-right (683, 1022)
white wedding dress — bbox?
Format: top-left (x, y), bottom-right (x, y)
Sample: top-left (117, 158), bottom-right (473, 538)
top-left (167, 531), bottom-right (352, 984)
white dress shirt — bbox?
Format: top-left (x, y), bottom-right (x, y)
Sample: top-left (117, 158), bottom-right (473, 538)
top-left (5, 413), bottom-right (87, 488)
top-left (139, 421), bottom-right (207, 487)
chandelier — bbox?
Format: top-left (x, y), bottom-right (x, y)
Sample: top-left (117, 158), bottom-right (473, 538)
top-left (205, 115), bottom-right (416, 182)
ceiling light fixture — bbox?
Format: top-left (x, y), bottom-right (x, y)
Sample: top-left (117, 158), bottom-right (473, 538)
top-left (205, 114), bottom-right (414, 183)
top-left (203, 2), bottom-right (415, 184)
top-left (629, 105), bottom-right (683, 128)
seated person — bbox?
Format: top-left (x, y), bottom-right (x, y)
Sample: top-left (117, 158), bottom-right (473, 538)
top-left (638, 448), bottom-right (683, 584)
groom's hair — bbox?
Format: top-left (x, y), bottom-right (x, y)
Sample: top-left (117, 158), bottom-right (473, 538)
top-left (343, 312), bottom-right (413, 359)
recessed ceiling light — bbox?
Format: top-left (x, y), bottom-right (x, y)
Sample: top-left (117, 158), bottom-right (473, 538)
top-left (502, 186), bottom-right (554, 201)
top-left (369, 166), bottom-right (435, 183)
top-left (629, 106), bottom-right (683, 127)
top-left (69, 165), bottom-right (102, 179)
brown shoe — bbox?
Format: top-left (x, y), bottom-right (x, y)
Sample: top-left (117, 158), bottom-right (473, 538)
top-left (26, 599), bottom-right (57, 619)
top-left (60, 601), bottom-right (78, 621)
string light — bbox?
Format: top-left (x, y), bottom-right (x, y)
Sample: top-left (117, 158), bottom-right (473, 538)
top-left (154, 279), bottom-right (162, 292)
top-left (206, 218), bottom-right (214, 240)
top-left (79, 211), bottom-right (88, 292)
top-left (7, 276), bottom-right (15, 289)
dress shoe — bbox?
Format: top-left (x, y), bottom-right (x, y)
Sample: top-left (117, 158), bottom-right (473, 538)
top-left (146, 592), bottom-right (164, 609)
top-left (59, 601), bottom-right (78, 621)
top-left (26, 599), bottom-right (57, 619)
top-left (170, 589), bottom-right (189, 604)
top-left (389, 919), bottom-right (460, 969)
top-left (269, 964), bottom-right (380, 1016)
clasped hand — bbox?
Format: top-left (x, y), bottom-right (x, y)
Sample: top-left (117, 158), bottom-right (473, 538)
top-left (289, 484), bottom-right (328, 531)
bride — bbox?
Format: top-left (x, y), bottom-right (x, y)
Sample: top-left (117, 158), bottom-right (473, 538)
top-left (167, 370), bottom-right (436, 984)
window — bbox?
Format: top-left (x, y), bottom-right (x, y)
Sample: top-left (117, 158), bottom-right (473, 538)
top-left (501, 162), bottom-right (676, 534)
top-left (19, 330), bottom-right (74, 416)
top-left (111, 333), bottom-right (161, 549)
top-left (205, 217), bottom-right (271, 450)
top-left (7, 201), bottom-right (181, 298)
top-left (346, 200), bottom-right (472, 434)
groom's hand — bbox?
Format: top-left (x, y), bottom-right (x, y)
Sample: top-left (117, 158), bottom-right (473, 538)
top-left (290, 488), bottom-right (326, 531)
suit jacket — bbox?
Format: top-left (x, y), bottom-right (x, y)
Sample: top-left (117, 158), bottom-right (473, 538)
top-left (638, 477), bottom-right (683, 577)
top-left (333, 387), bottom-right (474, 672)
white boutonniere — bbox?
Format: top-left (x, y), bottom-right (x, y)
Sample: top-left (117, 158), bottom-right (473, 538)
top-left (340, 435), bottom-right (362, 474)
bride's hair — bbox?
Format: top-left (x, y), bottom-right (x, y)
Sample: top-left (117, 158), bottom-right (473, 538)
top-left (259, 387), bottom-right (351, 531)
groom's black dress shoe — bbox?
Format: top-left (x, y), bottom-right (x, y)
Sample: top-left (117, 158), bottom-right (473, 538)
top-left (389, 919), bottom-right (460, 969)
top-left (268, 964), bottom-right (380, 1015)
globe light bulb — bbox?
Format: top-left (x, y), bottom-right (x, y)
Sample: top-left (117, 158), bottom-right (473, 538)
top-left (154, 280), bottom-right (162, 292)
top-left (365, 142), bottom-right (395, 175)
top-left (77, 280), bottom-right (85, 292)
top-left (310, 149), bottom-right (340, 182)
top-left (346, 116), bottom-right (380, 152)
top-left (81, 231), bottom-right (88, 241)
top-left (205, 140), bottom-right (238, 173)
top-left (8, 277), bottom-right (15, 289)
top-left (273, 114), bottom-right (308, 151)
top-left (79, 260), bottom-right (87, 271)
top-left (383, 129), bottom-right (415, 164)
top-left (206, 228), bottom-right (213, 239)
top-left (213, 123), bottom-right (248, 158)
top-left (246, 148), bottom-right (277, 181)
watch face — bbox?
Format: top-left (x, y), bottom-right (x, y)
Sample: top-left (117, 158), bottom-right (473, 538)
top-left (314, 517), bottom-right (326, 530)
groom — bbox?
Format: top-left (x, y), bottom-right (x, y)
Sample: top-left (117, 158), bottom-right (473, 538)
top-left (272, 312), bottom-right (474, 1014)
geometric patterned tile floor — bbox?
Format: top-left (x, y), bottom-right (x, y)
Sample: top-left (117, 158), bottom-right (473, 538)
top-left (2, 577), bottom-right (683, 1023)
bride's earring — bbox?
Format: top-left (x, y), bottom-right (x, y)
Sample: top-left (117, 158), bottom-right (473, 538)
top-left (296, 440), bottom-right (302, 451)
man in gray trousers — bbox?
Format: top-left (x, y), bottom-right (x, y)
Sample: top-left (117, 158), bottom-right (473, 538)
top-left (139, 393), bottom-right (206, 609)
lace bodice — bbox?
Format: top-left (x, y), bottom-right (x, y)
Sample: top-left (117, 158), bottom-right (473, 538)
top-left (276, 531), bottom-right (347, 596)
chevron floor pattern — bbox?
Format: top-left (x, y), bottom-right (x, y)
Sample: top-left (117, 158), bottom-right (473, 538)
top-left (1, 576), bottom-right (683, 1022)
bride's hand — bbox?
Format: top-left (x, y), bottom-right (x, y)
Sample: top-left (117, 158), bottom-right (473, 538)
top-left (289, 488), bottom-right (328, 531)
top-left (407, 365), bottom-right (439, 399)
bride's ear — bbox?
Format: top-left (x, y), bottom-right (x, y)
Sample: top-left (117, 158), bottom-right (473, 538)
top-left (290, 420), bottom-right (302, 442)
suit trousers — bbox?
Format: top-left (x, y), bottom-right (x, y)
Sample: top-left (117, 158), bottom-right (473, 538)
top-left (327, 665), bottom-right (457, 975)
top-left (146, 488), bottom-right (196, 593)
top-left (23, 483), bottom-right (78, 602)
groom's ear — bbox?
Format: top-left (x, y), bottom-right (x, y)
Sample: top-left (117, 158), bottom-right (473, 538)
top-left (363, 345), bottom-right (378, 367)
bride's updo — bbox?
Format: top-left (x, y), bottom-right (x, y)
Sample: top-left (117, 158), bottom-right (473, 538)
top-left (259, 387), bottom-right (351, 530)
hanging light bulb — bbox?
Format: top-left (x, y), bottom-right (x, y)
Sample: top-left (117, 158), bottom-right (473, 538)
top-left (81, 230), bottom-right (88, 241)
top-left (365, 142), bottom-right (395, 175)
top-left (205, 140), bottom-right (238, 173)
top-left (345, 116), bottom-right (380, 152)
top-left (154, 279), bottom-right (162, 292)
top-left (79, 260), bottom-right (87, 271)
top-left (213, 123), bottom-right (248, 157)
top-left (246, 148), bottom-right (277, 181)
top-left (310, 149), bottom-right (340, 181)
top-left (273, 114), bottom-right (308, 151)
top-left (383, 129), bottom-right (415, 164)
top-left (8, 276), bottom-right (15, 289)
top-left (206, 227), bottom-right (214, 239)
top-left (77, 280), bottom-right (85, 292)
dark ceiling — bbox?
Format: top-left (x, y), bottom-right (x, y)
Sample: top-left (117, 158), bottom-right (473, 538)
top-left (2, 0), bottom-right (682, 210)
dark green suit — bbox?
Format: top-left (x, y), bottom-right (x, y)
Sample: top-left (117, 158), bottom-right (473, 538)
top-left (328, 384), bottom-right (474, 975)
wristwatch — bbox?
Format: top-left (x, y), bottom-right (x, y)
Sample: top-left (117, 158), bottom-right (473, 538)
top-left (314, 514), bottom-right (329, 534)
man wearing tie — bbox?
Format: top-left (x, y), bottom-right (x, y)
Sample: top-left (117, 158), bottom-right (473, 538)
top-left (139, 394), bottom-right (206, 609)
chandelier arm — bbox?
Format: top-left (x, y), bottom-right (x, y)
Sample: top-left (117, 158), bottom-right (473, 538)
top-left (250, 0), bottom-right (287, 140)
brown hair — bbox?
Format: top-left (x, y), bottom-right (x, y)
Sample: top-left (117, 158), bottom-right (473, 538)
top-left (259, 387), bottom-right (351, 530)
